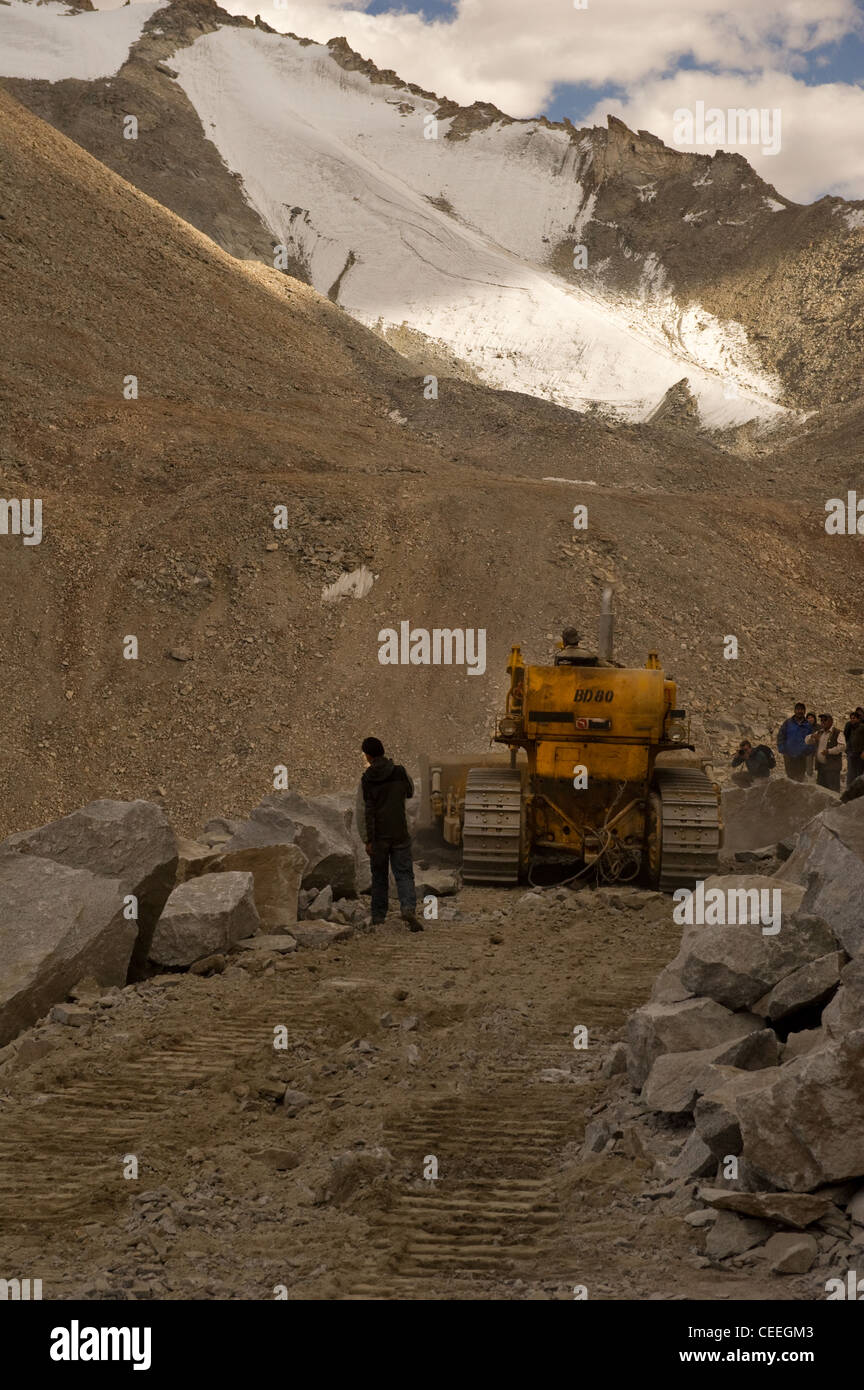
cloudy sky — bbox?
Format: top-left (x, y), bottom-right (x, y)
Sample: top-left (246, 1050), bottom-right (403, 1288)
top-left (205, 0), bottom-right (864, 203)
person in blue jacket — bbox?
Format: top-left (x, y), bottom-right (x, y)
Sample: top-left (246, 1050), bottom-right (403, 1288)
top-left (776, 702), bottom-right (811, 782)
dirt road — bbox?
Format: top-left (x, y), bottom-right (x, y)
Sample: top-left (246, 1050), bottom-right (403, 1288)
top-left (0, 885), bottom-right (808, 1301)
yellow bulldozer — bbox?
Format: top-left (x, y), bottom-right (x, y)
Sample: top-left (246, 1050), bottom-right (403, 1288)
top-left (417, 589), bottom-right (722, 892)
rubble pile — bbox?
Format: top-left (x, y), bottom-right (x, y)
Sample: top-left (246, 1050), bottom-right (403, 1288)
top-left (594, 795), bottom-right (864, 1283)
top-left (0, 793), bottom-right (461, 1048)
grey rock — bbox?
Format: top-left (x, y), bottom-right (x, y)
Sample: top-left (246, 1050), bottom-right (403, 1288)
top-left (722, 779), bottom-right (836, 855)
top-left (415, 868), bottom-right (460, 897)
top-left (694, 1066), bottom-right (776, 1157)
top-left (188, 953), bottom-right (227, 974)
top-left (783, 1027), bottom-right (826, 1060)
top-left (761, 1232), bottom-right (818, 1273)
top-left (291, 920), bottom-right (354, 949)
top-left (282, 1089), bottom-right (311, 1116)
top-left (50, 1002), bottom-right (92, 1027)
top-left (846, 1187), bottom-right (864, 1226)
top-left (752, 951), bottom-right (844, 1022)
top-left (601, 1042), bottom-right (629, 1078)
top-left (735, 1030), bottom-right (864, 1190)
top-left (175, 837), bottom-right (220, 884)
top-left (207, 839), bottom-right (307, 932)
top-left (643, 1046), bottom-right (733, 1115)
top-left (249, 791), bottom-right (358, 894)
top-left (649, 958), bottom-right (694, 1004)
top-left (684, 1209), bottom-right (716, 1228)
top-left (706, 1210), bottom-right (774, 1259)
top-left (698, 1187), bottom-right (831, 1228)
top-left (626, 998), bottom-right (762, 1088)
top-left (150, 872), bottom-right (260, 967)
top-left (718, 1028), bottom-right (782, 1070)
top-left (823, 956), bottom-right (864, 1039)
top-left (679, 893), bottom-right (830, 1011)
top-left (0, 853), bottom-right (133, 1046)
top-left (775, 798), bottom-right (864, 955)
top-left (642, 1030), bottom-right (779, 1116)
top-left (2, 799), bottom-right (177, 980)
top-left (582, 1118), bottom-right (613, 1155)
top-left (307, 885), bottom-right (334, 919)
top-left (660, 1131), bottom-right (716, 1181)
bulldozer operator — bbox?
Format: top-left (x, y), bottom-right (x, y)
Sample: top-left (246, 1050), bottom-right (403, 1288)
top-left (554, 627), bottom-right (614, 668)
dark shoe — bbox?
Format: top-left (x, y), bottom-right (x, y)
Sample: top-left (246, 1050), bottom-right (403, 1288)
top-left (401, 911), bottom-right (423, 932)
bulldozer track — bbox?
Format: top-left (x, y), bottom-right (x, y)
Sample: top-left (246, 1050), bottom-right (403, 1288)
top-left (0, 914), bottom-right (587, 1299)
top-left (345, 1034), bottom-right (580, 1299)
top-left (461, 766), bottom-right (522, 884)
top-left (654, 767), bottom-right (721, 892)
top-left (0, 993), bottom-right (329, 1228)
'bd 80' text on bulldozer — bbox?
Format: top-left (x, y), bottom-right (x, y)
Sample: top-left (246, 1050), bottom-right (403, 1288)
top-left (417, 590), bottom-right (722, 892)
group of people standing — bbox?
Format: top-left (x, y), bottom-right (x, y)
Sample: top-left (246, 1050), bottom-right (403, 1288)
top-left (732, 703), bottom-right (864, 793)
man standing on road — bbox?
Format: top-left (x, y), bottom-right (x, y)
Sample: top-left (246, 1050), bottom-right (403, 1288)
top-left (776, 702), bottom-right (811, 782)
top-left (355, 736), bottom-right (421, 931)
top-left (806, 713), bottom-right (845, 792)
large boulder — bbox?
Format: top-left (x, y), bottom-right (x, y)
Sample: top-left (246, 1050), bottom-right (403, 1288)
top-left (734, 1030), bottom-right (864, 1190)
top-left (1, 800), bottom-right (177, 978)
top-left (722, 779), bottom-right (836, 855)
top-left (822, 956), bottom-right (864, 1038)
top-left (626, 998), bottom-right (762, 1088)
top-left (775, 799), bottom-right (864, 956)
top-left (678, 893), bottom-right (831, 1010)
top-left (209, 842), bottom-right (307, 931)
top-left (233, 792), bottom-right (359, 895)
top-left (307, 791), bottom-right (372, 894)
top-left (699, 1188), bottom-right (832, 1229)
top-left (752, 951), bottom-right (845, 1022)
top-left (175, 837), bottom-right (220, 883)
top-left (641, 1030), bottom-right (779, 1115)
top-left (149, 872), bottom-right (260, 967)
top-left (0, 852), bottom-right (133, 1046)
top-left (694, 1066), bottom-right (775, 1157)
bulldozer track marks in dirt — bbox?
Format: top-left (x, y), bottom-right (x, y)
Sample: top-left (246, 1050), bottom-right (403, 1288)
top-left (346, 1079), bottom-right (578, 1298)
top-left (0, 1000), bottom-right (325, 1227)
top-left (0, 908), bottom-right (585, 1300)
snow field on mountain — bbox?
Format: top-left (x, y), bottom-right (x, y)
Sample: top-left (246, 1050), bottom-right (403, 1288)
top-left (0, 0), bottom-right (164, 82)
top-left (171, 28), bottom-right (784, 425)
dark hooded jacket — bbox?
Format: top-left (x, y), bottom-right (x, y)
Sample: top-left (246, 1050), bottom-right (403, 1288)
top-left (355, 757), bottom-right (414, 843)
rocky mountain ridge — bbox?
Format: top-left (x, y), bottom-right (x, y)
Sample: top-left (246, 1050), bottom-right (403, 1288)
top-left (3, 0), bottom-right (863, 425)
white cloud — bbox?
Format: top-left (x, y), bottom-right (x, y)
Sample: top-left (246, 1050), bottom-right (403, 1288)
top-left (220, 0), bottom-right (859, 109)
top-left (584, 71), bottom-right (864, 202)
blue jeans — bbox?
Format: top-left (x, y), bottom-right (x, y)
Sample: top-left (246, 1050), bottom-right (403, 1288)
top-left (370, 839), bottom-right (416, 918)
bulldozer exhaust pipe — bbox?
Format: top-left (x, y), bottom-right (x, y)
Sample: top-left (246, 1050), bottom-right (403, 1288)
top-left (598, 585), bottom-right (614, 663)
